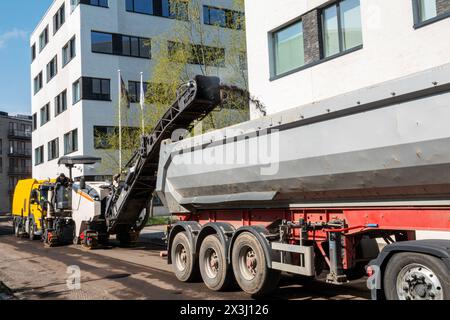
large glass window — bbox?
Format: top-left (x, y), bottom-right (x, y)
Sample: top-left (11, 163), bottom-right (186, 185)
top-left (91, 31), bottom-right (150, 58)
top-left (126, 0), bottom-right (188, 20)
top-left (71, 0), bottom-right (108, 9)
top-left (273, 21), bottom-right (305, 76)
top-left (415, 0), bottom-right (450, 24)
top-left (91, 31), bottom-right (113, 53)
top-left (73, 77), bottom-right (110, 102)
top-left (322, 0), bottom-right (362, 58)
top-left (128, 81), bottom-right (149, 103)
top-left (203, 6), bottom-right (244, 30)
top-left (126, 0), bottom-right (153, 14)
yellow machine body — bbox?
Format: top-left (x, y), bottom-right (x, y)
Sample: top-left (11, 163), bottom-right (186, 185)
top-left (12, 179), bottom-right (50, 231)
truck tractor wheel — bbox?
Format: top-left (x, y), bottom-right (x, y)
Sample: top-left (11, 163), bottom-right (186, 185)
top-left (14, 218), bottom-right (21, 238)
top-left (384, 252), bottom-right (450, 300)
top-left (171, 232), bottom-right (199, 282)
top-left (199, 235), bottom-right (233, 291)
top-left (28, 219), bottom-right (36, 241)
top-left (73, 229), bottom-right (80, 245)
top-left (231, 232), bottom-right (280, 297)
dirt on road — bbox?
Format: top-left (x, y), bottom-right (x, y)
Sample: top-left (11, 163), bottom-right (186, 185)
top-left (0, 215), bottom-right (370, 300)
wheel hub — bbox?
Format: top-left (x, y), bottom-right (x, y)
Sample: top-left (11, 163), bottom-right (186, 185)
top-left (397, 264), bottom-right (443, 300)
top-left (205, 249), bottom-right (219, 279)
top-left (239, 247), bottom-right (258, 281)
top-left (175, 244), bottom-right (188, 271)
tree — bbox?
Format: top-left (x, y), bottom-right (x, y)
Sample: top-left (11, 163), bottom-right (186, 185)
top-left (97, 0), bottom-right (252, 175)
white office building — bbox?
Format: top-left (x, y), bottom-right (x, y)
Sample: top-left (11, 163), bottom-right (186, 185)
top-left (31, 0), bottom-right (245, 181)
top-left (245, 0), bottom-right (450, 118)
top-left (243, 0), bottom-right (450, 240)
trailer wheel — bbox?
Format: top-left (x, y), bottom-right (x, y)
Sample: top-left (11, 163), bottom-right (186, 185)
top-left (231, 232), bottom-right (280, 296)
top-left (171, 232), bottom-right (199, 282)
top-left (199, 235), bottom-right (233, 291)
top-left (384, 252), bottom-right (450, 300)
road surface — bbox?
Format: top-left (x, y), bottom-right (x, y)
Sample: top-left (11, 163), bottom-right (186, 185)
top-left (0, 214), bottom-right (370, 300)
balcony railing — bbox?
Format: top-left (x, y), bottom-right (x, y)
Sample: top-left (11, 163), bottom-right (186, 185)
top-left (8, 129), bottom-right (32, 140)
top-left (8, 167), bottom-right (32, 175)
top-left (8, 150), bottom-right (32, 157)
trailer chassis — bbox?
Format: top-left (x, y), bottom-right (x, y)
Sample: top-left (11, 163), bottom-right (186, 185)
top-left (166, 206), bottom-right (450, 299)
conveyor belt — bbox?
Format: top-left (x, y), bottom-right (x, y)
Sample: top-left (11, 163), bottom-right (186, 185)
top-left (104, 76), bottom-right (221, 234)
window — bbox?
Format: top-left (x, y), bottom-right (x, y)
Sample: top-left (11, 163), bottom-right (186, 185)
top-left (32, 114), bottom-right (37, 131)
top-left (203, 6), bottom-right (245, 30)
top-left (46, 55), bottom-right (58, 82)
top-left (94, 126), bottom-right (139, 149)
top-left (91, 31), bottom-right (113, 53)
top-left (126, 0), bottom-right (153, 14)
top-left (322, 0), bottom-right (362, 58)
top-left (40, 103), bottom-right (51, 126)
top-left (48, 138), bottom-right (59, 161)
top-left (73, 80), bottom-right (81, 104)
top-left (35, 146), bottom-right (44, 166)
top-left (31, 44), bottom-right (36, 62)
top-left (0, 158), bottom-right (2, 174)
top-left (53, 3), bottom-right (66, 34)
top-left (0, 138), bottom-right (2, 155)
top-left (39, 26), bottom-right (49, 52)
top-left (94, 126), bottom-right (116, 149)
top-left (55, 90), bottom-right (68, 116)
top-left (34, 72), bottom-right (43, 94)
top-left (82, 77), bottom-right (111, 101)
top-left (63, 36), bottom-right (76, 66)
top-left (64, 129), bottom-right (78, 155)
top-left (414, 0), bottom-right (450, 26)
top-left (128, 81), bottom-right (149, 103)
top-left (126, 0), bottom-right (188, 20)
top-left (91, 31), bottom-right (151, 58)
top-left (273, 21), bottom-right (305, 76)
top-left (168, 41), bottom-right (226, 67)
top-left (71, 0), bottom-right (108, 9)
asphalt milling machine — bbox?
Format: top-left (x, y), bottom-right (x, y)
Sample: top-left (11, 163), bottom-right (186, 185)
top-left (12, 75), bottom-right (223, 249)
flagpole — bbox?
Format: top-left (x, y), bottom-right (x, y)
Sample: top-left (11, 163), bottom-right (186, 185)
top-left (140, 72), bottom-right (145, 135)
top-left (118, 69), bottom-right (122, 172)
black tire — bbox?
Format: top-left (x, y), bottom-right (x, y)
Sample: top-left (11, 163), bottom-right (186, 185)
top-left (28, 219), bottom-right (36, 241)
top-left (199, 235), bottom-right (233, 291)
top-left (231, 232), bottom-right (280, 297)
top-left (171, 232), bottom-right (199, 282)
top-left (14, 218), bottom-right (21, 238)
top-left (73, 229), bottom-right (80, 245)
top-left (384, 252), bottom-right (450, 300)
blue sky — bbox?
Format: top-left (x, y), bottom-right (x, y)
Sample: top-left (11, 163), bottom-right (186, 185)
top-left (0, 0), bottom-right (53, 115)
